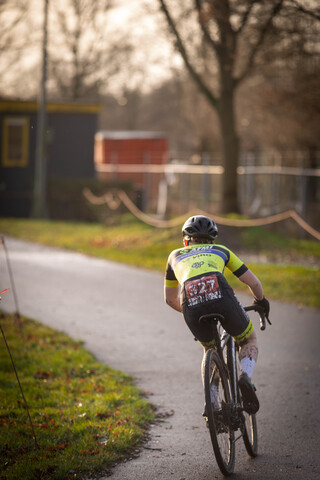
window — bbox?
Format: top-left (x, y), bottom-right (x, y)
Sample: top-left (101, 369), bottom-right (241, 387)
top-left (2, 117), bottom-right (29, 167)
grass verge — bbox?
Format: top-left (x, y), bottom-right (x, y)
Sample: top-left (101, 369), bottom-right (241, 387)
top-left (0, 313), bottom-right (154, 480)
top-left (225, 263), bottom-right (319, 309)
top-left (0, 216), bottom-right (319, 308)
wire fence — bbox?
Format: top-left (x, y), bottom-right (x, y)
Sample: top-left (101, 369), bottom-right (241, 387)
top-left (95, 161), bottom-right (320, 232)
top-left (83, 188), bottom-right (320, 241)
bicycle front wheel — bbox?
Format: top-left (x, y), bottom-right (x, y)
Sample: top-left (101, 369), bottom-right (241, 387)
top-left (235, 351), bottom-right (258, 457)
top-left (242, 411), bottom-right (258, 457)
top-left (204, 348), bottom-right (235, 476)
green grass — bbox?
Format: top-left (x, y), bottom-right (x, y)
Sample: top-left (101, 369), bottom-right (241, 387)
top-left (0, 216), bottom-right (319, 308)
top-left (238, 225), bottom-right (320, 261)
top-left (0, 216), bottom-right (176, 270)
top-left (0, 216), bottom-right (318, 477)
top-left (0, 313), bottom-right (154, 480)
top-left (225, 263), bottom-right (320, 309)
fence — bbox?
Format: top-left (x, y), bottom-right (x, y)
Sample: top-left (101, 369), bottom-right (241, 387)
top-left (238, 166), bottom-right (320, 221)
top-left (95, 161), bottom-right (320, 228)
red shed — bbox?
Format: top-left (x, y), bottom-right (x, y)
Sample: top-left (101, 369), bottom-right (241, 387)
top-left (94, 130), bottom-right (169, 188)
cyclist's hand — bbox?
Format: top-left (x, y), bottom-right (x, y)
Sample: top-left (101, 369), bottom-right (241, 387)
top-left (253, 297), bottom-right (271, 324)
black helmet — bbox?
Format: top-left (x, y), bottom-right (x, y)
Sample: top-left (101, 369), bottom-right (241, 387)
top-left (182, 215), bottom-right (218, 240)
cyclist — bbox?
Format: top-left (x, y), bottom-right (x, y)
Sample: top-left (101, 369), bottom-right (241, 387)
top-left (164, 215), bottom-right (270, 415)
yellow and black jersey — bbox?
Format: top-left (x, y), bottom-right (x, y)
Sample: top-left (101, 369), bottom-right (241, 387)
top-left (164, 244), bottom-right (248, 288)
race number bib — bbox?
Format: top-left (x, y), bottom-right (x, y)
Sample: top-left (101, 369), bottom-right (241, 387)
top-left (185, 274), bottom-right (222, 307)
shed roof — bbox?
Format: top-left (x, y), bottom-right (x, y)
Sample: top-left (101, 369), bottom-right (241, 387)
top-left (0, 99), bottom-right (102, 114)
top-left (95, 130), bottom-right (166, 140)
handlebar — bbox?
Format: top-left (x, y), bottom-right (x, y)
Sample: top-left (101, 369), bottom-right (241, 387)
top-left (244, 304), bottom-right (270, 331)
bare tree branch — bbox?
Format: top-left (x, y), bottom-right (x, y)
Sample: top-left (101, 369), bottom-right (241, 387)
top-left (236, 0), bottom-right (258, 34)
top-left (194, 0), bottom-right (219, 53)
top-left (234, 0), bottom-right (284, 87)
top-left (49, 0), bottom-right (131, 100)
top-left (210, 0), bottom-right (237, 73)
top-left (291, 0), bottom-right (320, 21)
top-left (158, 0), bottom-right (218, 108)
top-left (0, 0), bottom-right (31, 80)
top-left (157, 0), bottom-right (317, 212)
top-left (0, 0), bottom-right (29, 52)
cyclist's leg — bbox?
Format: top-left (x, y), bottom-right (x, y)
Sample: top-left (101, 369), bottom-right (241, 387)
top-left (236, 331), bottom-right (260, 413)
top-left (238, 330), bottom-right (259, 379)
top-left (215, 286), bottom-right (260, 413)
top-left (215, 282), bottom-right (258, 378)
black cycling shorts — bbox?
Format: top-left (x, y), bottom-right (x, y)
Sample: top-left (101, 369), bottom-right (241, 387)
top-left (182, 272), bottom-right (252, 346)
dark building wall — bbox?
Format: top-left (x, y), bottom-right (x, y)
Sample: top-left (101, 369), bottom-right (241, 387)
top-left (0, 111), bottom-right (37, 216)
top-left (0, 100), bottom-right (100, 217)
top-left (47, 113), bottom-right (96, 178)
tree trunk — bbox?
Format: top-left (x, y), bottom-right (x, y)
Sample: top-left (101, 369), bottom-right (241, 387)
top-left (217, 86), bottom-right (239, 214)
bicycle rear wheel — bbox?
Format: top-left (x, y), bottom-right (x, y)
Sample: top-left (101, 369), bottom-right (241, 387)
top-left (204, 348), bottom-right (235, 476)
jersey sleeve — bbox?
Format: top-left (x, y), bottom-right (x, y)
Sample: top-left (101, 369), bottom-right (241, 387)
top-left (225, 249), bottom-right (248, 278)
top-left (164, 256), bottom-right (179, 288)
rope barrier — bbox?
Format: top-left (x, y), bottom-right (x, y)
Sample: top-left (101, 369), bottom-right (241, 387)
top-left (290, 211), bottom-right (320, 241)
top-left (117, 190), bottom-right (198, 227)
top-left (83, 188), bottom-right (320, 241)
top-left (82, 188), bottom-right (121, 209)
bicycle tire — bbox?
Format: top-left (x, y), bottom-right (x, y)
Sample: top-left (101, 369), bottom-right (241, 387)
top-left (234, 350), bottom-right (258, 457)
top-left (241, 411), bottom-right (258, 457)
top-left (204, 348), bottom-right (235, 475)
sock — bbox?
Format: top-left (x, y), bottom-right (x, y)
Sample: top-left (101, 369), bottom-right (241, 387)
top-left (240, 356), bottom-right (256, 379)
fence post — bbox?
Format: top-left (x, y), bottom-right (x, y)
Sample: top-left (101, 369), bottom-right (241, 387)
top-left (202, 153), bottom-right (210, 211)
top-left (180, 172), bottom-right (188, 214)
top-left (300, 174), bottom-right (307, 239)
top-left (142, 152), bottom-right (151, 212)
top-left (157, 179), bottom-right (168, 218)
top-left (247, 153), bottom-right (255, 215)
top-left (270, 173), bottom-right (279, 215)
top-left (111, 151), bottom-right (118, 180)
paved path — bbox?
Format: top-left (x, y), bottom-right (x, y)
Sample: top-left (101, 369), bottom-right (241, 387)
top-left (1, 237), bottom-right (319, 479)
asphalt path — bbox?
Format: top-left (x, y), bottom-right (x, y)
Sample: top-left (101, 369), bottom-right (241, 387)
top-left (1, 237), bottom-right (319, 480)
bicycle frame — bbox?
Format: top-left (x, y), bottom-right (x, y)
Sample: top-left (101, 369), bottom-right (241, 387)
top-left (217, 329), bottom-right (238, 403)
top-left (200, 304), bottom-right (266, 427)
top-left (203, 318), bottom-right (238, 424)
top-left (199, 304), bottom-right (267, 474)
top-left (218, 330), bottom-right (240, 428)
top-left (226, 336), bottom-right (238, 406)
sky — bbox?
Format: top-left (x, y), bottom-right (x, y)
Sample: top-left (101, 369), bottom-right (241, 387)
top-left (0, 0), bottom-right (182, 98)
top-left (102, 0), bottom-right (182, 93)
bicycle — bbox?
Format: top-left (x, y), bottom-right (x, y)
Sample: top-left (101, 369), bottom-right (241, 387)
top-left (200, 304), bottom-right (269, 476)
